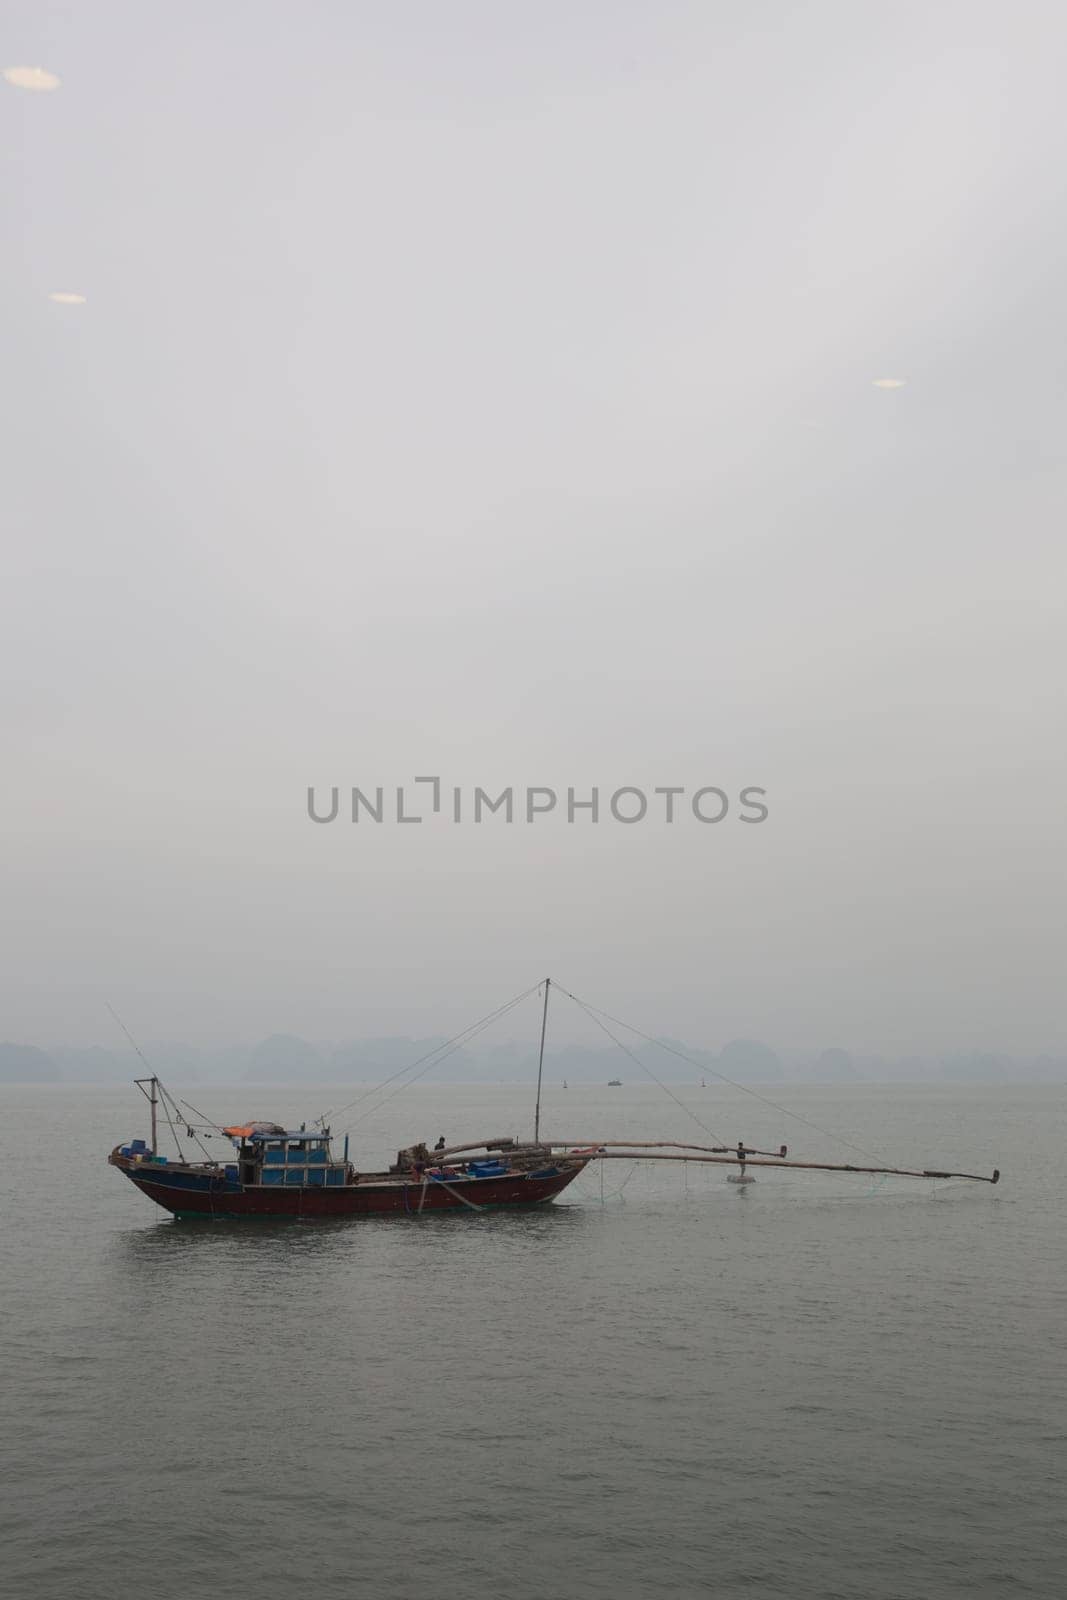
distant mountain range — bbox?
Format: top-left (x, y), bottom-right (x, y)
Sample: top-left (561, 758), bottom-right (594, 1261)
top-left (0, 1035), bottom-right (1063, 1086)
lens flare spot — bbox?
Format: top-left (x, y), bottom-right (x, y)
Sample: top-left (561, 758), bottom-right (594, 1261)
top-left (3, 65), bottom-right (61, 91)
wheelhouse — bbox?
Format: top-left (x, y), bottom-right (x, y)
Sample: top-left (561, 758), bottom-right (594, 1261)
top-left (227, 1128), bottom-right (349, 1188)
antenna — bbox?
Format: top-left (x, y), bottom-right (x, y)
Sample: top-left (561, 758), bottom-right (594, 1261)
top-left (106, 1000), bottom-right (154, 1075)
top-left (534, 977), bottom-right (551, 1144)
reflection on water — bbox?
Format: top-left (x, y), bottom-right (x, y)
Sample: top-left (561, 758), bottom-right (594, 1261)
top-left (111, 1197), bottom-right (589, 1273)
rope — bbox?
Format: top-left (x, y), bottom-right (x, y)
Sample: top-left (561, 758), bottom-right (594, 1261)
top-left (557, 984), bottom-right (888, 1166)
top-left (576, 1162), bottom-right (638, 1205)
top-left (423, 1174), bottom-right (484, 1212)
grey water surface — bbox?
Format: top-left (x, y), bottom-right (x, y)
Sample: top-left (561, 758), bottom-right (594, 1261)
top-left (2, 1082), bottom-right (1062, 1600)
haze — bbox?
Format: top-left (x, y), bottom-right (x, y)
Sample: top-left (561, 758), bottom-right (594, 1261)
top-left (3, 2), bottom-right (1064, 1062)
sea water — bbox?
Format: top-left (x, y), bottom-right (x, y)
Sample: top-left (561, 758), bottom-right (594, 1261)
top-left (1, 1081), bottom-right (1062, 1599)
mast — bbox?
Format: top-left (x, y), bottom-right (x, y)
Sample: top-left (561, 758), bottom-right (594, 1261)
top-left (135, 1075), bottom-right (158, 1155)
top-left (534, 978), bottom-right (551, 1144)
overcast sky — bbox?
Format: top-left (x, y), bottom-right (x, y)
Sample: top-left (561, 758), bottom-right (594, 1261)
top-left (2, 1), bottom-right (1064, 1057)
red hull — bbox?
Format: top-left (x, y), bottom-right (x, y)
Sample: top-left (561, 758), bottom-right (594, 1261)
top-left (122, 1162), bottom-right (587, 1219)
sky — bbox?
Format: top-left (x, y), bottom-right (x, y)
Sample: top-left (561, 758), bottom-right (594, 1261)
top-left (2, 1), bottom-right (1064, 1058)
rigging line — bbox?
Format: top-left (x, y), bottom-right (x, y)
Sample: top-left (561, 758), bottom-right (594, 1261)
top-left (176, 1098), bottom-right (235, 1161)
top-left (161, 1086), bottom-right (216, 1164)
top-left (319, 980), bottom-right (544, 1126)
top-left (338, 990), bottom-right (535, 1134)
top-left (179, 1098), bottom-right (228, 1136)
top-left (154, 1079), bottom-right (189, 1160)
top-left (557, 985), bottom-right (888, 1166)
top-left (338, 996), bottom-right (532, 1131)
top-left (155, 1083), bottom-right (187, 1162)
top-left (564, 992), bottom-right (732, 1146)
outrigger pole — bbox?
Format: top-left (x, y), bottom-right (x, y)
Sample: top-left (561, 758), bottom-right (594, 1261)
top-left (579, 1150), bottom-right (1000, 1183)
top-left (410, 1134), bottom-right (999, 1185)
top-left (534, 977), bottom-right (551, 1144)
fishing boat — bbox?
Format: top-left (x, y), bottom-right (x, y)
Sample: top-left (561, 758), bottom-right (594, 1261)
top-left (109, 1107), bottom-right (588, 1219)
top-left (108, 978), bottom-right (999, 1221)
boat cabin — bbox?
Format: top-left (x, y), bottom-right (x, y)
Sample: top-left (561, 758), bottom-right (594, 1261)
top-left (224, 1125), bottom-right (349, 1189)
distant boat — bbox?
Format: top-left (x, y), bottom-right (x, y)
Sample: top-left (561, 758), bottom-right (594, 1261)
top-left (607, 1078), bottom-right (622, 1087)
